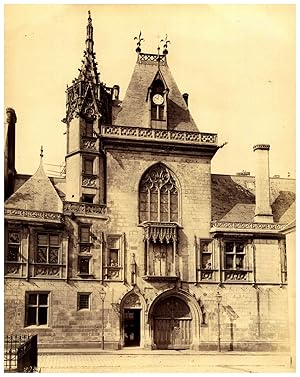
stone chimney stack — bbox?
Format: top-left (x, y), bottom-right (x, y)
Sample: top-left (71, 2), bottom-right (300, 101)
top-left (253, 144), bottom-right (273, 223)
top-left (4, 108), bottom-right (17, 200)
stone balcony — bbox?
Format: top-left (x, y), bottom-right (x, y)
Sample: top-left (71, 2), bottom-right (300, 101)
top-left (63, 201), bottom-right (107, 218)
top-left (101, 125), bottom-right (218, 146)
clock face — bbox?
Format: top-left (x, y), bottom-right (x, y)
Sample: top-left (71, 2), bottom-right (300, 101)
top-left (152, 94), bottom-right (164, 105)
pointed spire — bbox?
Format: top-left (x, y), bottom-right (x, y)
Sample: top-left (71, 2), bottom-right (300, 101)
top-left (77, 11), bottom-right (99, 84)
top-left (40, 145), bottom-right (44, 160)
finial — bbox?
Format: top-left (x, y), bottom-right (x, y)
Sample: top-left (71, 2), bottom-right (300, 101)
top-left (88, 10), bottom-right (92, 23)
top-left (160, 34), bottom-right (171, 55)
top-left (134, 31), bottom-right (144, 53)
top-left (40, 145), bottom-right (44, 159)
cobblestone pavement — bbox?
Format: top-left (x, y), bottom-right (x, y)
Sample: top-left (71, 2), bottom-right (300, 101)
top-left (38, 350), bottom-right (293, 373)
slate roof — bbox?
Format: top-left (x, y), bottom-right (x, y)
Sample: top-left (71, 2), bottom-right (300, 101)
top-left (211, 174), bottom-right (296, 224)
top-left (114, 55), bottom-right (199, 132)
top-left (5, 160), bottom-right (63, 213)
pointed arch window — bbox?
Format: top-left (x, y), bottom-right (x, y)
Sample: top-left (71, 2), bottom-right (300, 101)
top-left (139, 164), bottom-right (179, 223)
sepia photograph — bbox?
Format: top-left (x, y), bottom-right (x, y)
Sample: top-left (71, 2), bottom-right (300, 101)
top-left (4, 2), bottom-right (295, 373)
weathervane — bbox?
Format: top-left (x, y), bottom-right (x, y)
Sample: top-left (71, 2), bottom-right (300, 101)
top-left (134, 31), bottom-right (144, 53)
top-left (40, 145), bottom-right (44, 159)
top-left (160, 34), bottom-right (171, 55)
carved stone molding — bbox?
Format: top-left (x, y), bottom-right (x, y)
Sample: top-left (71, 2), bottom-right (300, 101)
top-left (101, 125), bottom-right (218, 145)
top-left (4, 208), bottom-right (64, 223)
top-left (210, 221), bottom-right (283, 231)
top-left (64, 201), bottom-right (107, 217)
top-left (224, 270), bottom-right (249, 281)
top-left (81, 137), bottom-right (97, 151)
top-left (82, 174), bottom-right (97, 188)
top-left (143, 222), bottom-right (178, 243)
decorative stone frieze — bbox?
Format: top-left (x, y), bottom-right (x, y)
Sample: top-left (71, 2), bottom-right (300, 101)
top-left (64, 201), bottom-right (107, 217)
top-left (4, 208), bottom-right (64, 223)
top-left (101, 125), bottom-right (218, 145)
top-left (143, 222), bottom-right (178, 243)
top-left (210, 221), bottom-right (283, 231)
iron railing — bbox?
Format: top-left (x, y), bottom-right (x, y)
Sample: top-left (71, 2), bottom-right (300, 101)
top-left (4, 334), bottom-right (38, 373)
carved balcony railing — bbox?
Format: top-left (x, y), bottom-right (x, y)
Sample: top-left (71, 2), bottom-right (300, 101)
top-left (210, 221), bottom-right (284, 232)
top-left (64, 201), bottom-right (107, 217)
top-left (81, 136), bottom-right (97, 151)
top-left (196, 268), bottom-right (218, 282)
top-left (32, 263), bottom-right (65, 278)
top-left (82, 173), bottom-right (98, 188)
top-left (4, 208), bottom-right (64, 223)
top-left (223, 269), bottom-right (251, 281)
top-left (101, 125), bottom-right (218, 145)
top-left (103, 266), bottom-right (122, 280)
top-left (138, 53), bottom-right (167, 66)
top-left (4, 261), bottom-right (26, 276)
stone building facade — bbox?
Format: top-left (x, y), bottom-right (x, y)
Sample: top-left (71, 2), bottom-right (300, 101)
top-left (4, 13), bottom-right (295, 351)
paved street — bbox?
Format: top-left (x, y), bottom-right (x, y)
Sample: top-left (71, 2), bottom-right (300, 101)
top-left (38, 349), bottom-right (293, 373)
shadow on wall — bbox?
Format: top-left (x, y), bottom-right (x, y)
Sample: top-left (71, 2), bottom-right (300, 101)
top-left (211, 175), bottom-right (255, 221)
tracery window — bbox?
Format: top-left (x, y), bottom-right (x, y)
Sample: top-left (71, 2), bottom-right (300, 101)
top-left (139, 163), bottom-right (179, 223)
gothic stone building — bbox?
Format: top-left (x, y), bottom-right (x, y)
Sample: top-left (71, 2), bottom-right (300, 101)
top-left (4, 13), bottom-right (295, 351)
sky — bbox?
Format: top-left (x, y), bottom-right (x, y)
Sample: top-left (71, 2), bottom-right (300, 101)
top-left (4, 3), bottom-right (296, 178)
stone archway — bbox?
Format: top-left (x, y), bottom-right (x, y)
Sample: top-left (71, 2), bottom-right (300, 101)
top-left (149, 290), bottom-right (202, 350)
top-left (120, 291), bottom-right (146, 348)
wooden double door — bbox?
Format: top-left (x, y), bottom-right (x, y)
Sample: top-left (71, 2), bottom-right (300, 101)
top-left (153, 296), bottom-right (192, 349)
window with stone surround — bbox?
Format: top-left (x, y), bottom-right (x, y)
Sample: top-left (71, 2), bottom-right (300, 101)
top-left (139, 163), bottom-right (179, 223)
top-left (36, 233), bottom-right (60, 264)
top-left (223, 240), bottom-right (251, 281)
top-left (103, 234), bottom-right (124, 281)
top-left (196, 239), bottom-right (217, 282)
top-left (78, 256), bottom-right (91, 275)
top-left (25, 292), bottom-right (49, 327)
top-left (82, 121), bottom-right (94, 138)
top-left (79, 225), bottom-right (91, 253)
top-left (82, 156), bottom-right (94, 175)
top-left (7, 231), bottom-right (21, 261)
top-left (77, 293), bottom-right (91, 310)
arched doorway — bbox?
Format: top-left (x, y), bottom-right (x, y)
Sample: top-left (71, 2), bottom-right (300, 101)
top-left (121, 292), bottom-right (143, 347)
top-left (152, 296), bottom-right (192, 349)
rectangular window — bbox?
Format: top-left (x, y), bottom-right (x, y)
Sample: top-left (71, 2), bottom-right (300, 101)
top-left (36, 233), bottom-right (59, 264)
top-left (7, 231), bottom-right (21, 261)
top-left (82, 194), bottom-right (94, 203)
top-left (26, 293), bottom-right (49, 326)
top-left (82, 158), bottom-right (94, 175)
top-left (84, 122), bottom-right (94, 138)
top-left (78, 293), bottom-right (91, 310)
top-left (107, 236), bottom-right (120, 267)
top-left (225, 241), bottom-right (245, 270)
top-left (78, 257), bottom-right (90, 275)
top-left (103, 235), bottom-right (124, 281)
top-left (79, 225), bottom-right (91, 253)
top-left (200, 240), bottom-right (213, 269)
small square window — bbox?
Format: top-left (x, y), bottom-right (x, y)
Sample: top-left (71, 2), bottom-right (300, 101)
top-left (78, 293), bottom-right (90, 310)
top-left (83, 158), bottom-right (94, 175)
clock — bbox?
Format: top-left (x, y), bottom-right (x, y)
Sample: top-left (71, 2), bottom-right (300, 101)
top-left (152, 94), bottom-right (164, 105)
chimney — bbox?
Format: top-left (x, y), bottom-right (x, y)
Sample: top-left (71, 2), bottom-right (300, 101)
top-left (112, 85), bottom-right (120, 101)
top-left (253, 144), bottom-right (273, 223)
top-left (182, 93), bottom-right (189, 106)
top-left (5, 108), bottom-right (17, 200)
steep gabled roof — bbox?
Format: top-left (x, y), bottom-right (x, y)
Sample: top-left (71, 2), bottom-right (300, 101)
top-left (5, 160), bottom-right (63, 213)
top-left (114, 54), bottom-right (199, 132)
top-left (211, 174), bottom-right (296, 224)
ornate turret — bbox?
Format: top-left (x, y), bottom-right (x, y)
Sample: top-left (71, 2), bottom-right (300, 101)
top-left (64, 11), bottom-right (111, 125)
top-left (63, 11), bottom-right (110, 204)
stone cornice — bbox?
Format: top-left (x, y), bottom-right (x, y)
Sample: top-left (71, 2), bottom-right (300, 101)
top-left (253, 144), bottom-right (270, 151)
top-left (4, 208), bottom-right (64, 223)
top-left (210, 220), bottom-right (284, 234)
